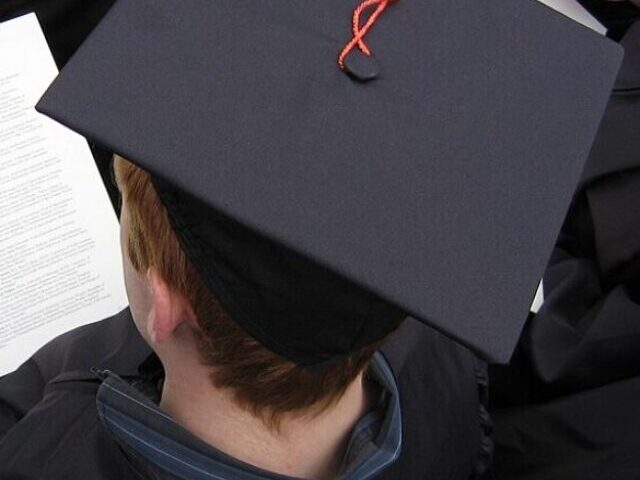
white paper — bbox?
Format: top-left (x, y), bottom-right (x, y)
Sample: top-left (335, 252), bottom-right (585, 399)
top-left (530, 280), bottom-right (544, 314)
top-left (0, 13), bottom-right (128, 375)
top-left (537, 0), bottom-right (607, 35)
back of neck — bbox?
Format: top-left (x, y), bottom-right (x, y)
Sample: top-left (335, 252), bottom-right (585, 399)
top-left (160, 371), bottom-right (370, 480)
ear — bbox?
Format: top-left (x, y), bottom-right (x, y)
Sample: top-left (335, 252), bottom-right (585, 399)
top-left (146, 269), bottom-right (195, 343)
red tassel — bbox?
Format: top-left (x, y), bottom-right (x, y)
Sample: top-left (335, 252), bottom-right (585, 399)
top-left (338, 0), bottom-right (397, 70)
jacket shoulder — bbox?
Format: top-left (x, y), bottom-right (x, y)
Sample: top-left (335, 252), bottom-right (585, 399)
top-left (0, 371), bottom-right (140, 479)
top-left (380, 318), bottom-right (490, 480)
top-left (32, 307), bottom-right (150, 381)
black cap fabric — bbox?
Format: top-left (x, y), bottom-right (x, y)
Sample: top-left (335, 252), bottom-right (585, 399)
top-left (36, 0), bottom-right (622, 364)
top-left (150, 174), bottom-right (405, 366)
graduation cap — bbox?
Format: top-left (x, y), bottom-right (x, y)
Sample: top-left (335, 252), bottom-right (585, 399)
top-left (37, 0), bottom-right (622, 366)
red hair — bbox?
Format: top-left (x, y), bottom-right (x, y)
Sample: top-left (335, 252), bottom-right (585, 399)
top-left (113, 155), bottom-right (387, 427)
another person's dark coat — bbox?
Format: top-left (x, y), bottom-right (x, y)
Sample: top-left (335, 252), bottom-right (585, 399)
top-left (490, 14), bottom-right (640, 480)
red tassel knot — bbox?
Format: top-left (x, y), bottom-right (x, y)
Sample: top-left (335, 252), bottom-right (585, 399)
top-left (338, 0), bottom-right (397, 70)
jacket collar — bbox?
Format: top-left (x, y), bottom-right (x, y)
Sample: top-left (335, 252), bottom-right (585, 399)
top-left (96, 352), bottom-right (401, 480)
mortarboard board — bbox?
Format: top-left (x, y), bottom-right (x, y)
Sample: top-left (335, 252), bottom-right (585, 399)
top-left (36, 0), bottom-right (622, 366)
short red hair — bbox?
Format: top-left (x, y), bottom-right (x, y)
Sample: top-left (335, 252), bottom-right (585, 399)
top-left (113, 155), bottom-right (387, 426)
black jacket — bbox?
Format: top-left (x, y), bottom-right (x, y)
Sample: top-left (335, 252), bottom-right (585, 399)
top-left (0, 309), bottom-right (492, 479)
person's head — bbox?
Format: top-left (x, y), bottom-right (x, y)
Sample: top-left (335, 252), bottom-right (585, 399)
top-left (113, 154), bottom-right (388, 427)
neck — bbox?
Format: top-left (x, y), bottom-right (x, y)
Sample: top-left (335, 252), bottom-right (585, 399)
top-left (159, 362), bottom-right (370, 480)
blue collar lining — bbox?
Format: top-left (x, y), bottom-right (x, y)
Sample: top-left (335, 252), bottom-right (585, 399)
top-left (97, 352), bottom-right (401, 480)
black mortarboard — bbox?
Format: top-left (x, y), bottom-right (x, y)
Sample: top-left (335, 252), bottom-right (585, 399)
top-left (36, 0), bottom-right (621, 366)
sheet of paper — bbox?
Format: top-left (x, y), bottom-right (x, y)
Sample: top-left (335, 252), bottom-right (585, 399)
top-left (530, 280), bottom-right (544, 314)
top-left (537, 0), bottom-right (607, 34)
top-left (0, 13), bottom-right (128, 375)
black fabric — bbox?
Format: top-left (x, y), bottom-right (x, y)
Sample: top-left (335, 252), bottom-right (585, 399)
top-left (152, 176), bottom-right (405, 366)
top-left (489, 16), bottom-right (640, 480)
top-left (36, 0), bottom-right (622, 365)
top-left (579, 0), bottom-right (640, 40)
top-left (0, 309), bottom-right (489, 480)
